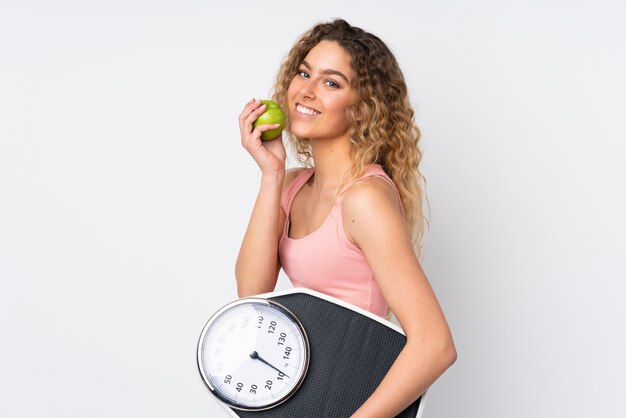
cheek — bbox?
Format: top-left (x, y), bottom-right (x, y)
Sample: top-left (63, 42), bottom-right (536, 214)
top-left (326, 96), bottom-right (351, 123)
top-left (286, 78), bottom-right (300, 101)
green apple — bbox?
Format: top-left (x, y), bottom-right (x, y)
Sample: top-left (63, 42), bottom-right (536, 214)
top-left (253, 100), bottom-right (286, 141)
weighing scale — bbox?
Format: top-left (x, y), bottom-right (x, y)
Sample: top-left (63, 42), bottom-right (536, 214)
top-left (197, 288), bottom-right (425, 417)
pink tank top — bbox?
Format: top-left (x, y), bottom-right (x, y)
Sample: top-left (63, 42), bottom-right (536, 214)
top-left (278, 164), bottom-right (403, 319)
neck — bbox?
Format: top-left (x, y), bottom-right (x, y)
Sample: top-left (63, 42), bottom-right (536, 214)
top-left (308, 135), bottom-right (353, 191)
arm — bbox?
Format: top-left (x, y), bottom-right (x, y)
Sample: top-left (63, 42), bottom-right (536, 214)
top-left (235, 168), bottom-right (303, 297)
top-left (342, 178), bottom-right (457, 418)
top-left (235, 171), bottom-right (284, 297)
top-left (234, 98), bottom-right (301, 297)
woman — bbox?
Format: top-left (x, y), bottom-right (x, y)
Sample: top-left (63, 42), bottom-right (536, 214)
top-left (236, 19), bottom-right (456, 417)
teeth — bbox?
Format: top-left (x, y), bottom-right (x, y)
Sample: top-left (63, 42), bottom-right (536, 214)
top-left (296, 104), bottom-right (320, 116)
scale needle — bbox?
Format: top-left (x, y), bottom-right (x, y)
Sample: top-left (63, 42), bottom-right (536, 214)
top-left (249, 351), bottom-right (291, 379)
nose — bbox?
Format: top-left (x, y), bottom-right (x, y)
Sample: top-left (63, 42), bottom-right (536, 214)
top-left (299, 78), bottom-right (316, 100)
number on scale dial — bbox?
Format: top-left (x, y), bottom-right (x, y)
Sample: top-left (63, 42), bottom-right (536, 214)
top-left (197, 298), bottom-right (310, 410)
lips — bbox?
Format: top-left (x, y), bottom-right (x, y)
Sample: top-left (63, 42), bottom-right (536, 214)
top-left (296, 103), bottom-right (321, 116)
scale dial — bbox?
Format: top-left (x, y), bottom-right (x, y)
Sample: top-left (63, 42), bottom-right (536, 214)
top-left (197, 298), bottom-right (310, 410)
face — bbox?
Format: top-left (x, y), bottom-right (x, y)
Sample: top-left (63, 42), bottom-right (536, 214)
top-left (286, 40), bottom-right (358, 141)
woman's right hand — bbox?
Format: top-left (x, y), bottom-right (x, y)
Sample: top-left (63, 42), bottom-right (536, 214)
top-left (239, 98), bottom-right (286, 176)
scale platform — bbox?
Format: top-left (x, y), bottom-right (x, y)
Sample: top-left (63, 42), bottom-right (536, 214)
top-left (201, 287), bottom-right (425, 418)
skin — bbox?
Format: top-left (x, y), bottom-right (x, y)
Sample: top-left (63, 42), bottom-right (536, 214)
top-left (236, 40), bottom-right (456, 417)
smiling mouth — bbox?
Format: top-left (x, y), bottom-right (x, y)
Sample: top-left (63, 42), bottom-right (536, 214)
top-left (296, 104), bottom-right (321, 116)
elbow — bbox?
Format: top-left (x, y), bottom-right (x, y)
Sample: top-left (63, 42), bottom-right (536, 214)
top-left (235, 270), bottom-right (276, 299)
top-left (235, 273), bottom-right (257, 298)
top-left (433, 325), bottom-right (457, 370)
top-left (235, 271), bottom-right (251, 298)
top-left (408, 334), bottom-right (457, 371)
top-left (427, 339), bottom-right (457, 375)
top-left (429, 329), bottom-right (457, 370)
top-left (435, 331), bottom-right (457, 371)
top-left (442, 339), bottom-right (457, 369)
top-left (234, 265), bottom-right (258, 298)
top-left (236, 283), bottom-right (249, 299)
top-left (236, 282), bottom-right (261, 298)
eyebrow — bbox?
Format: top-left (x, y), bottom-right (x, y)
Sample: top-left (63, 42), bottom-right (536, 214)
top-left (302, 60), bottom-right (351, 85)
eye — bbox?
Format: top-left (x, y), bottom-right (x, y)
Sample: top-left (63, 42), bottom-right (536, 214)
top-left (297, 69), bottom-right (310, 78)
top-left (325, 79), bottom-right (340, 89)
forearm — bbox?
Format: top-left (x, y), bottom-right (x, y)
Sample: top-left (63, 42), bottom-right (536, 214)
top-left (235, 171), bottom-right (285, 297)
top-left (350, 339), bottom-right (457, 418)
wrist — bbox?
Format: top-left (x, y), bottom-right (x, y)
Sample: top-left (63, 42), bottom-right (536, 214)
top-left (260, 169), bottom-right (285, 185)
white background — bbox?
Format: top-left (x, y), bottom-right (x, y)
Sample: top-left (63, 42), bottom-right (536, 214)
top-left (1, 1), bottom-right (625, 417)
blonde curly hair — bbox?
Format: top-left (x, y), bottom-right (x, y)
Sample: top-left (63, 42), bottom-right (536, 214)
top-left (272, 19), bottom-right (428, 253)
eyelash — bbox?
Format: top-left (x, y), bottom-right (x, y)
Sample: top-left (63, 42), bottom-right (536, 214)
top-left (297, 69), bottom-right (341, 89)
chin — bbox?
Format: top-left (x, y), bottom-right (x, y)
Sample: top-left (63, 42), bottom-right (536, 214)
top-left (287, 122), bottom-right (313, 140)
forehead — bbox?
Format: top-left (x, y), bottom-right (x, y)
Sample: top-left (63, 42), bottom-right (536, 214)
top-left (303, 40), bottom-right (354, 79)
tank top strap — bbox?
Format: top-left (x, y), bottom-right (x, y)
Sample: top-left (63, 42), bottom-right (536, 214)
top-left (281, 168), bottom-right (315, 214)
top-left (336, 164), bottom-right (404, 215)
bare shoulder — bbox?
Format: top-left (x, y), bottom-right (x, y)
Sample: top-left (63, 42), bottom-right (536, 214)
top-left (342, 176), bottom-right (402, 217)
top-left (342, 176), bottom-right (405, 244)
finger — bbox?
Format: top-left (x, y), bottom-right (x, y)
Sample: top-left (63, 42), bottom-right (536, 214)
top-left (263, 130), bottom-right (284, 146)
top-left (238, 98), bottom-right (259, 127)
top-left (239, 98), bottom-right (263, 118)
top-left (251, 123), bottom-right (279, 137)
top-left (240, 101), bottom-right (264, 128)
top-left (243, 103), bottom-right (268, 129)
top-left (256, 123), bottom-right (282, 130)
top-left (248, 123), bottom-right (281, 143)
top-left (238, 98), bottom-right (262, 129)
top-left (241, 109), bottom-right (268, 145)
